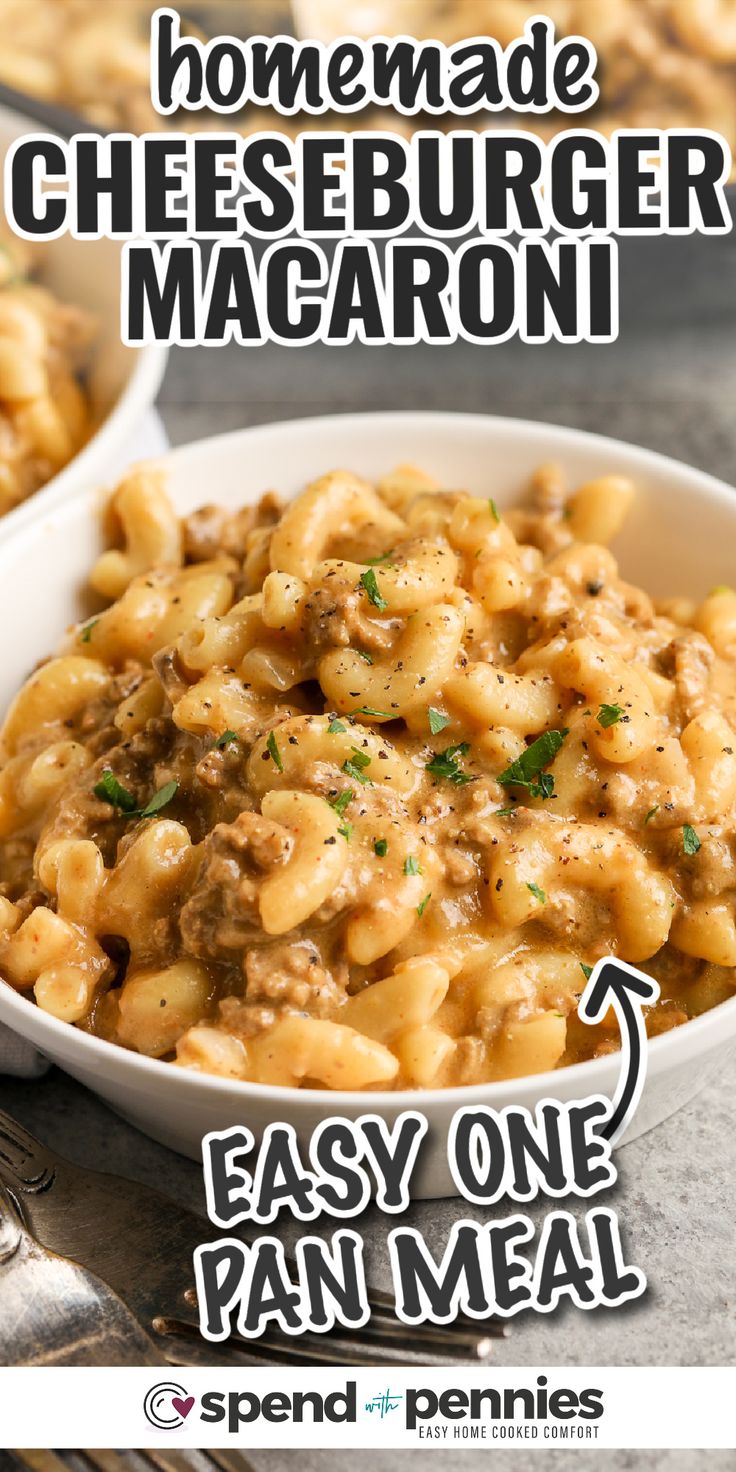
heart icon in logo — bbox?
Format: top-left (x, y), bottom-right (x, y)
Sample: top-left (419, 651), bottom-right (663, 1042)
top-left (172, 1396), bottom-right (195, 1420)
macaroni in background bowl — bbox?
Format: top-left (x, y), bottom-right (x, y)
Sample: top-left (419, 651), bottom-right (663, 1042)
top-left (0, 105), bottom-right (167, 533)
top-left (0, 412), bottom-right (734, 1192)
top-left (295, 0), bottom-right (736, 177)
top-left (3, 1), bottom-right (735, 176)
top-left (0, 229), bottom-right (97, 514)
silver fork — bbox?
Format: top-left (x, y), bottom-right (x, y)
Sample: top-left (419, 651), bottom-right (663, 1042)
top-left (0, 1178), bottom-right (162, 1366)
top-left (10, 1453), bottom-right (257, 1472)
top-left (0, 1108), bottom-right (504, 1367)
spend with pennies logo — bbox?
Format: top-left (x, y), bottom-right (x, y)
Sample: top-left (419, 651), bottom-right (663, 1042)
top-left (143, 1382), bottom-right (196, 1430)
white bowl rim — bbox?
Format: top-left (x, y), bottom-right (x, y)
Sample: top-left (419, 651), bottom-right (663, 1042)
top-left (91, 405), bottom-right (736, 516)
top-left (1, 406), bottom-right (735, 1110)
top-left (0, 949), bottom-right (731, 1109)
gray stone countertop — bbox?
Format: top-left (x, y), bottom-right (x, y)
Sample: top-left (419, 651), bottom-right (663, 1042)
top-left (2, 241), bottom-right (736, 1468)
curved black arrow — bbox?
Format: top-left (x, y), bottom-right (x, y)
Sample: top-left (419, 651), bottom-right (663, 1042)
top-left (578, 959), bottom-right (660, 1145)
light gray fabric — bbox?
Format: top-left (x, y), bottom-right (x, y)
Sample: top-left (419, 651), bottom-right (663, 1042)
top-left (0, 1022), bottom-right (49, 1077)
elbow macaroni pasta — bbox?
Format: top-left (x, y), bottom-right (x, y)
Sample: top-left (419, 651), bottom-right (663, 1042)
top-left (1, 453), bottom-right (735, 1090)
top-left (0, 231), bottom-right (96, 514)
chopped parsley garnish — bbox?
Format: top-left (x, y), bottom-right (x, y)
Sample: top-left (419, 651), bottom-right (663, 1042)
top-left (497, 729), bottom-right (568, 799)
top-left (597, 703), bottom-right (624, 728)
top-left (337, 821), bottom-right (352, 842)
top-left (488, 497), bottom-right (500, 522)
top-left (93, 769), bottom-right (178, 819)
top-left (526, 882), bottom-right (547, 904)
top-left (425, 742), bottom-right (473, 785)
top-left (356, 649), bottom-right (374, 664)
top-left (329, 788), bottom-right (354, 817)
top-left (495, 806), bottom-right (518, 817)
top-left (363, 551), bottom-right (394, 566)
top-left (342, 748), bottom-right (372, 785)
top-left (683, 824), bottom-right (701, 856)
top-left (138, 780), bottom-right (179, 818)
top-left (79, 618), bottom-right (98, 644)
top-left (360, 568), bottom-right (388, 612)
top-left (428, 707), bottom-right (451, 736)
top-left (644, 805), bottom-right (659, 826)
top-left (351, 706), bottom-right (392, 720)
top-left (214, 729), bottom-right (238, 749)
top-left (374, 838), bottom-right (388, 857)
top-left (93, 769), bottom-right (137, 813)
top-left (417, 892), bottom-right (432, 917)
top-left (580, 962), bottom-right (593, 981)
top-left (404, 855), bottom-right (421, 876)
top-left (328, 717), bottom-right (347, 734)
top-left (266, 731), bottom-right (283, 772)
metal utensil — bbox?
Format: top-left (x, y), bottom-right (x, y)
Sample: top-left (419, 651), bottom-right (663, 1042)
top-left (10, 1452), bottom-right (257, 1472)
top-left (0, 9), bottom-right (214, 139)
top-left (0, 1107), bottom-right (503, 1365)
top-left (0, 79), bottom-right (102, 139)
top-left (0, 1177), bottom-right (162, 1366)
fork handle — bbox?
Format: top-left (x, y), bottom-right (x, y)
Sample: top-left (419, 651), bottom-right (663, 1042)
top-left (0, 1179), bottom-right (23, 1262)
top-left (0, 1108), bottom-right (56, 1193)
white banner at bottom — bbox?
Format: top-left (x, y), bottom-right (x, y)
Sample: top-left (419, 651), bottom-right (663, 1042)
top-left (0, 1367), bottom-right (733, 1449)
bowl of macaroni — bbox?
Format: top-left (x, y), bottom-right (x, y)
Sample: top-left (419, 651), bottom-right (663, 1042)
top-left (0, 105), bottom-right (167, 528)
top-left (0, 410), bottom-right (735, 1196)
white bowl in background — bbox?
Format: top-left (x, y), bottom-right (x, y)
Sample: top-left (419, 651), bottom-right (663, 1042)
top-left (0, 105), bottom-right (167, 534)
top-left (0, 410), bottom-right (734, 1197)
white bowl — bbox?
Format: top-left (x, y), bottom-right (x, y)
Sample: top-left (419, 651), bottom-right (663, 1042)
top-left (1, 410), bottom-right (735, 1197)
top-left (0, 105), bottom-right (167, 534)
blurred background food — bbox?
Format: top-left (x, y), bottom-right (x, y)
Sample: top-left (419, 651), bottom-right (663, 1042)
top-left (0, 0), bottom-right (156, 132)
top-left (0, 0), bottom-right (731, 346)
top-left (0, 2), bottom-right (289, 132)
top-left (0, 230), bottom-right (95, 513)
top-left (297, 0), bottom-right (736, 167)
top-left (0, 0), bottom-right (733, 176)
